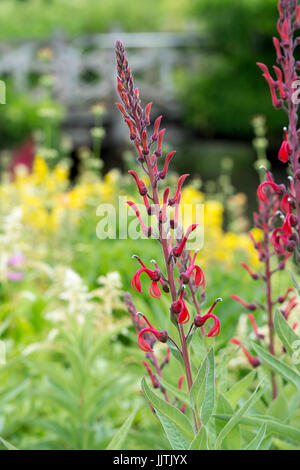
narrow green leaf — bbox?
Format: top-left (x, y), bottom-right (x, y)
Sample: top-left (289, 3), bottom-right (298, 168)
top-left (245, 424), bottom-right (267, 450)
top-left (225, 370), bottom-right (256, 409)
top-left (274, 310), bottom-right (300, 372)
top-left (272, 437), bottom-right (300, 450)
top-left (215, 381), bottom-right (264, 449)
top-left (189, 426), bottom-right (208, 450)
top-left (190, 354), bottom-right (207, 410)
top-left (156, 411), bottom-right (188, 450)
top-left (290, 272), bottom-right (300, 296)
top-left (0, 437), bottom-right (18, 450)
top-left (201, 348), bottom-right (215, 425)
top-left (252, 342), bottom-right (300, 390)
top-left (106, 406), bottom-right (138, 450)
top-left (215, 393), bottom-right (241, 450)
top-left (214, 414), bottom-right (300, 443)
top-left (142, 377), bottom-right (194, 441)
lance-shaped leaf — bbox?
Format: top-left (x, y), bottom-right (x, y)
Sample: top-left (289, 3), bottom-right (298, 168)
top-left (252, 342), bottom-right (300, 390)
top-left (274, 310), bottom-right (300, 372)
top-left (215, 381), bottom-right (265, 449)
top-left (106, 406), bottom-right (138, 450)
top-left (189, 426), bottom-right (208, 450)
top-left (142, 377), bottom-right (194, 443)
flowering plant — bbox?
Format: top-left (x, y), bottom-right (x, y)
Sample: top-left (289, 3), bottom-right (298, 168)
top-left (115, 40), bottom-right (273, 450)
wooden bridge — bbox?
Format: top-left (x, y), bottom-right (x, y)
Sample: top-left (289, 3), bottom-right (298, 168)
top-left (0, 31), bottom-right (206, 147)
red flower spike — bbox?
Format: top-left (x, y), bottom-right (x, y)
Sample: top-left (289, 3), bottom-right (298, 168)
top-left (145, 102), bottom-right (152, 123)
top-left (115, 102), bottom-right (127, 117)
top-left (248, 314), bottom-right (264, 340)
top-left (297, 5), bottom-right (300, 25)
top-left (155, 129), bottom-right (166, 157)
top-left (278, 129), bottom-right (292, 163)
top-left (168, 174), bottom-right (190, 206)
top-left (173, 224), bottom-right (198, 258)
top-left (194, 298), bottom-right (222, 337)
top-left (293, 322), bottom-right (298, 331)
top-left (273, 37), bottom-right (282, 61)
top-left (158, 151), bottom-right (176, 180)
top-left (278, 1), bottom-right (284, 18)
top-left (273, 66), bottom-right (285, 98)
top-left (141, 130), bottom-right (148, 153)
top-left (128, 170), bottom-right (148, 196)
top-left (231, 295), bottom-right (257, 311)
top-left (230, 338), bottom-right (261, 368)
top-left (124, 118), bottom-right (137, 140)
top-left (153, 115), bottom-right (162, 139)
top-left (127, 201), bottom-right (152, 237)
top-left (171, 290), bottom-right (190, 324)
top-left (160, 187), bottom-right (170, 223)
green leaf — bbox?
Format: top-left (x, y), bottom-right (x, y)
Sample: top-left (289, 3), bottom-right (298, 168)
top-left (245, 424), bottom-right (267, 450)
top-left (189, 426), bottom-right (208, 450)
top-left (201, 348), bottom-right (215, 425)
top-left (274, 310), bottom-right (300, 372)
top-left (290, 272), bottom-right (300, 296)
top-left (225, 370), bottom-right (256, 409)
top-left (0, 437), bottom-right (18, 450)
top-left (215, 393), bottom-right (241, 450)
top-left (215, 381), bottom-right (264, 449)
top-left (156, 411), bottom-right (188, 450)
top-left (167, 338), bottom-right (183, 367)
top-left (267, 393), bottom-right (289, 421)
top-left (106, 406), bottom-right (138, 450)
top-left (190, 353), bottom-right (207, 410)
top-left (142, 377), bottom-right (194, 441)
top-left (272, 437), bottom-right (300, 450)
top-left (159, 378), bottom-right (190, 406)
top-left (252, 342), bottom-right (300, 390)
top-left (214, 414), bottom-right (300, 444)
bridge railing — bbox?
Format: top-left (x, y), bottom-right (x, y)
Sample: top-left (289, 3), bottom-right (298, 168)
top-left (0, 31), bottom-right (206, 108)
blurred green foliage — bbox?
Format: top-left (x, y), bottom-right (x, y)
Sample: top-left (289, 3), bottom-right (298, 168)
top-left (0, 0), bottom-right (187, 39)
top-left (180, 0), bottom-right (289, 139)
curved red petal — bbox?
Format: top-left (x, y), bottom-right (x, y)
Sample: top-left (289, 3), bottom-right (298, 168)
top-left (149, 281), bottom-right (161, 299)
top-left (193, 266), bottom-right (205, 288)
top-left (138, 329), bottom-right (154, 352)
top-left (178, 300), bottom-right (190, 324)
top-left (132, 268), bottom-right (144, 293)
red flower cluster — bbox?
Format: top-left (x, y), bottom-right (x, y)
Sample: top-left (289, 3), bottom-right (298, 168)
top-left (232, 169), bottom-right (297, 397)
top-left (117, 40), bottom-right (221, 420)
top-left (257, 0), bottom-right (300, 255)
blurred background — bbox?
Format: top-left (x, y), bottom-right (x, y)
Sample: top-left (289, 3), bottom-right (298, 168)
top-left (0, 0), bottom-right (298, 451)
top-left (0, 0), bottom-right (289, 208)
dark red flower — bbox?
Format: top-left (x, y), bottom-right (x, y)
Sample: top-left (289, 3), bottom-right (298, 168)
top-left (180, 251), bottom-right (205, 288)
top-left (194, 298), bottom-right (221, 337)
top-left (278, 129), bottom-right (292, 163)
top-left (138, 315), bottom-right (168, 352)
top-left (172, 224), bottom-right (198, 258)
top-left (132, 257), bottom-right (163, 299)
top-left (171, 290), bottom-right (190, 324)
top-left (230, 338), bottom-right (261, 368)
top-left (231, 295), bottom-right (257, 311)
